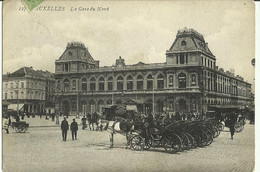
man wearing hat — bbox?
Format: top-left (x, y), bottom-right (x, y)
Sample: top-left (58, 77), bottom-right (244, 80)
top-left (70, 119), bottom-right (78, 140)
top-left (61, 117), bottom-right (69, 141)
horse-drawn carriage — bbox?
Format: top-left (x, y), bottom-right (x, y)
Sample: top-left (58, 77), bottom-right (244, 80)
top-left (11, 121), bottom-right (29, 133)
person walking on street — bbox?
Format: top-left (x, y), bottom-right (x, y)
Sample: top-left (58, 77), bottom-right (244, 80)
top-left (70, 119), bottom-right (78, 140)
top-left (227, 113), bottom-right (237, 139)
top-left (56, 115), bottom-right (60, 125)
top-left (61, 117), bottom-right (69, 141)
top-left (81, 116), bottom-right (87, 130)
top-left (3, 116), bottom-right (10, 134)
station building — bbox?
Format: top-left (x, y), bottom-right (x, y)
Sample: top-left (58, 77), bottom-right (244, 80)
top-left (54, 28), bottom-right (252, 116)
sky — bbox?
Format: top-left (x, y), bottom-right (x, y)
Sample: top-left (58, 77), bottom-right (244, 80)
top-left (3, 0), bottom-right (255, 91)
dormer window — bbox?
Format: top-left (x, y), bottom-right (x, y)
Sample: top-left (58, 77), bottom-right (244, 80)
top-left (181, 41), bottom-right (186, 46)
top-left (68, 51), bottom-right (72, 56)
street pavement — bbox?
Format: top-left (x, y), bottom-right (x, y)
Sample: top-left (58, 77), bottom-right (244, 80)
top-left (2, 116), bottom-right (255, 172)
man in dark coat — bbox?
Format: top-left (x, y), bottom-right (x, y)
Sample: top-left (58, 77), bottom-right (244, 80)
top-left (70, 119), bottom-right (78, 140)
top-left (61, 117), bottom-right (69, 141)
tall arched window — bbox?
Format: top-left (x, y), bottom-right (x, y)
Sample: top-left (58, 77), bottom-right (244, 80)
top-left (178, 73), bottom-right (186, 88)
top-left (157, 74), bottom-right (164, 89)
top-left (72, 80), bottom-right (77, 90)
top-left (108, 76), bottom-right (113, 91)
top-left (191, 74), bottom-right (196, 86)
top-left (56, 80), bottom-right (60, 91)
top-left (117, 76), bottom-right (123, 91)
top-left (137, 75), bottom-right (143, 90)
top-left (127, 75), bottom-right (133, 90)
top-left (81, 78), bottom-right (87, 91)
top-left (98, 77), bottom-right (105, 91)
top-left (64, 78), bottom-right (70, 91)
top-left (90, 77), bottom-right (96, 91)
top-left (169, 75), bottom-right (174, 87)
top-left (147, 74), bottom-right (153, 90)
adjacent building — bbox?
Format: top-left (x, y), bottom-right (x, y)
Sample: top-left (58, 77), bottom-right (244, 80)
top-left (54, 28), bottom-right (252, 116)
top-left (2, 67), bottom-right (55, 115)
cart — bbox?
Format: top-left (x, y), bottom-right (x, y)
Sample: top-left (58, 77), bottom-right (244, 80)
top-left (11, 121), bottom-right (29, 133)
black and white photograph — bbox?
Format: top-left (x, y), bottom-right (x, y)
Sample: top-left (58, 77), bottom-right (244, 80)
top-left (1, 0), bottom-right (256, 172)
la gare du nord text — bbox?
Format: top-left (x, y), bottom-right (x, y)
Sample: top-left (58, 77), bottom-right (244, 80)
top-left (70, 6), bottom-right (110, 11)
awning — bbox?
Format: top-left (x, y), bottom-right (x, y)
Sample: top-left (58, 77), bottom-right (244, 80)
top-left (8, 104), bottom-right (24, 110)
top-left (126, 105), bottom-right (137, 111)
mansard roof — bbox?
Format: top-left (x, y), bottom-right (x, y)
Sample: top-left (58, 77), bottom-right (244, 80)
top-left (56, 42), bottom-right (95, 64)
top-left (168, 28), bottom-right (214, 58)
top-left (8, 67), bottom-right (54, 80)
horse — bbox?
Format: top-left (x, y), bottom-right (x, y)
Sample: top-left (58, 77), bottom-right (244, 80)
top-left (87, 113), bottom-right (98, 131)
top-left (103, 117), bottom-right (142, 148)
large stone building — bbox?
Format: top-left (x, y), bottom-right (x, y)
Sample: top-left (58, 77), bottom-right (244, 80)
top-left (54, 28), bottom-right (252, 116)
top-left (2, 67), bottom-right (55, 115)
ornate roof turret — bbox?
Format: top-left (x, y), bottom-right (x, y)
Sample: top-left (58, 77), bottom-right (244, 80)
top-left (167, 28), bottom-right (215, 59)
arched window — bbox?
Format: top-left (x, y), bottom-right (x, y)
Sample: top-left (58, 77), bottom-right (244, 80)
top-left (56, 80), bottom-right (60, 91)
top-left (147, 74), bottom-right (153, 90)
top-left (117, 76), bottom-right (123, 91)
top-left (108, 76), bottom-right (113, 91)
top-left (157, 99), bottom-right (164, 113)
top-left (64, 78), bottom-right (70, 91)
top-left (178, 73), bottom-right (186, 88)
top-left (137, 75), bottom-right (143, 90)
top-left (72, 80), bottom-right (76, 90)
top-left (82, 78), bottom-right (87, 91)
top-left (191, 74), bottom-right (196, 86)
top-left (169, 75), bottom-right (174, 87)
top-left (157, 74), bottom-right (164, 89)
top-left (127, 75), bottom-right (133, 90)
top-left (98, 77), bottom-right (105, 91)
top-left (98, 100), bottom-right (104, 112)
top-left (89, 100), bottom-right (96, 114)
top-left (90, 77), bottom-right (96, 91)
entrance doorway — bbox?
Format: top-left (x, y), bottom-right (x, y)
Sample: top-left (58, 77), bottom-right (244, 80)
top-left (63, 101), bottom-right (70, 116)
top-left (179, 99), bottom-right (186, 112)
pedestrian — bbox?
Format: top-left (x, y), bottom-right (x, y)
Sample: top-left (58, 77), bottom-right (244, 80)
top-left (56, 115), bottom-right (60, 125)
top-left (81, 116), bottom-right (87, 130)
top-left (51, 113), bottom-right (55, 121)
top-left (3, 116), bottom-right (10, 134)
top-left (227, 113), bottom-right (237, 139)
top-left (70, 119), bottom-right (78, 140)
top-left (61, 117), bottom-right (69, 142)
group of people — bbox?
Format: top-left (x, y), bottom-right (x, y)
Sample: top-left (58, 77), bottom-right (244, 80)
top-left (60, 117), bottom-right (78, 141)
top-left (81, 112), bottom-right (102, 131)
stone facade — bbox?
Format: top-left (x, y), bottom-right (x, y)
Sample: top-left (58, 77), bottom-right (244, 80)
top-left (54, 28), bottom-right (252, 116)
top-left (2, 67), bottom-right (55, 115)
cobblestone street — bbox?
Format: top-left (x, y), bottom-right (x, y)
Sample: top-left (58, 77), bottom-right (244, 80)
top-left (2, 117), bottom-right (255, 172)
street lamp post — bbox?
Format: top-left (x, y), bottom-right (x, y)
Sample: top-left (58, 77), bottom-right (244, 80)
top-left (15, 90), bottom-right (19, 116)
top-left (152, 75), bottom-right (155, 114)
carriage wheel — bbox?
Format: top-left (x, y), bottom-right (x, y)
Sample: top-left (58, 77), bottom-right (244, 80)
top-left (143, 138), bottom-right (152, 150)
top-left (184, 133), bottom-right (195, 149)
top-left (180, 134), bottom-right (189, 151)
top-left (130, 135), bottom-right (144, 151)
top-left (20, 126), bottom-right (26, 133)
top-left (163, 135), bottom-right (182, 154)
top-left (15, 127), bottom-right (20, 133)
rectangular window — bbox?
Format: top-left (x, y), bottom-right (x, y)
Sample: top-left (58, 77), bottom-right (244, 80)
top-left (11, 83), bottom-right (13, 88)
top-left (210, 61), bottom-right (212, 69)
top-left (176, 56), bottom-right (178, 64)
top-left (72, 80), bottom-right (76, 90)
top-left (117, 82), bottom-right (123, 91)
top-left (5, 83), bottom-right (8, 88)
top-left (201, 57), bottom-right (203, 66)
top-left (99, 83), bottom-right (105, 91)
top-left (180, 54), bottom-right (185, 64)
top-left (204, 58), bottom-right (206, 66)
top-left (127, 81), bottom-right (133, 90)
top-left (208, 60), bottom-right (209, 67)
top-left (21, 82), bottom-right (24, 88)
top-left (16, 82), bottom-right (19, 88)
top-left (108, 82), bottom-right (113, 91)
top-left (90, 83), bottom-right (96, 91)
top-left (5, 93), bottom-right (7, 100)
top-left (186, 55), bottom-right (188, 64)
top-left (72, 102), bottom-right (76, 111)
top-left (11, 92), bottom-right (13, 99)
top-left (137, 81), bottom-right (143, 90)
top-left (147, 80), bottom-right (153, 90)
